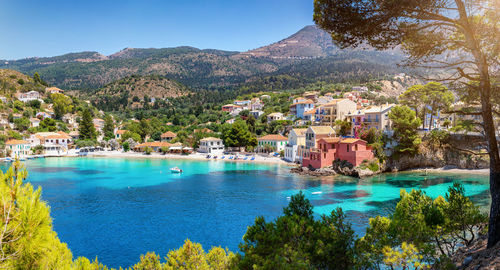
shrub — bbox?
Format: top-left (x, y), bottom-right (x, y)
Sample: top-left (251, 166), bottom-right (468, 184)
top-left (144, 146), bottom-right (152, 155)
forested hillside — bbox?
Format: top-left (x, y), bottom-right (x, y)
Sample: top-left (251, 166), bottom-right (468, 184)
top-left (88, 75), bottom-right (189, 111)
top-left (0, 26), bottom-right (404, 92)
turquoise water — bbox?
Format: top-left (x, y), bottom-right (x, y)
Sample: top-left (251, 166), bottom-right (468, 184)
top-left (4, 157), bottom-right (490, 268)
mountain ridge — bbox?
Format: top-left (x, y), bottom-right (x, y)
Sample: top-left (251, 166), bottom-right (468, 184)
top-left (0, 25), bottom-right (404, 91)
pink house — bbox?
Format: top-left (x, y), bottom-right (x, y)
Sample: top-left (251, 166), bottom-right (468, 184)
top-left (302, 137), bottom-right (374, 169)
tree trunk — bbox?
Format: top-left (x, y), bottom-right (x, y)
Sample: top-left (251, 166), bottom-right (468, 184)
top-left (429, 109), bottom-right (434, 131)
top-left (481, 90), bottom-right (500, 248)
top-left (455, 0), bottom-right (500, 247)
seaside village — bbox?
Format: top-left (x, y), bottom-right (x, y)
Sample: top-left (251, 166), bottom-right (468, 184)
top-left (1, 80), bottom-right (483, 171)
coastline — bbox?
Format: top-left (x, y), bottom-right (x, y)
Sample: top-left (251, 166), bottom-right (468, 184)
top-left (406, 166), bottom-right (490, 175)
top-left (60, 150), bottom-right (293, 166)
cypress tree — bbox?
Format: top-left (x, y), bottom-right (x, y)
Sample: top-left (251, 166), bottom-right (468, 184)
top-left (79, 108), bottom-right (96, 140)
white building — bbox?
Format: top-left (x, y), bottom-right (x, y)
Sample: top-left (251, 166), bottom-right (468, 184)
top-left (29, 132), bottom-right (73, 156)
top-left (15, 91), bottom-right (42, 103)
top-left (198, 137), bottom-right (225, 155)
top-left (250, 110), bottom-right (264, 119)
top-left (267, 112), bottom-right (284, 123)
top-left (30, 118), bottom-right (40, 127)
top-left (284, 128), bottom-right (307, 163)
top-left (5, 140), bottom-right (31, 158)
top-left (257, 134), bottom-right (288, 152)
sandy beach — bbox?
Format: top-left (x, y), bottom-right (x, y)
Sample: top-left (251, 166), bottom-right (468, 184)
top-left (408, 166), bottom-right (490, 175)
top-left (65, 150), bottom-right (293, 166)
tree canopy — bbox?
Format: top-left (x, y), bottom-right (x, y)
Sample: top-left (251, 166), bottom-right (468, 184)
top-left (314, 0), bottom-right (500, 247)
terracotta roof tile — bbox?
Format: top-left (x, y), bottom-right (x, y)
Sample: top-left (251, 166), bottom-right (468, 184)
top-left (258, 134), bottom-right (288, 141)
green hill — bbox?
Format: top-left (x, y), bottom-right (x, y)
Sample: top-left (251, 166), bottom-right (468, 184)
top-left (89, 75), bottom-right (190, 111)
top-left (0, 26), bottom-right (404, 92)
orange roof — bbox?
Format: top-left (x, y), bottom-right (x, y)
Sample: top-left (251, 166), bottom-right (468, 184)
top-left (161, 131), bottom-right (177, 138)
top-left (304, 109), bottom-right (317, 115)
top-left (321, 137), bottom-right (342, 143)
top-left (46, 134), bottom-right (71, 139)
top-left (6, 139), bottom-right (29, 145)
top-left (341, 138), bottom-right (363, 144)
top-left (258, 134), bottom-right (288, 141)
top-left (46, 87), bottom-right (63, 92)
top-left (134, 142), bottom-right (171, 148)
top-left (223, 104), bottom-right (241, 108)
top-left (290, 100), bottom-right (314, 106)
top-left (115, 130), bottom-right (127, 135)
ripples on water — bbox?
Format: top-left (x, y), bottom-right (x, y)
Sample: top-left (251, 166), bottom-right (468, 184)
top-left (2, 157), bottom-right (490, 268)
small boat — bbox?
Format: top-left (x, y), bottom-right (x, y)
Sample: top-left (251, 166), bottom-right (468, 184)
top-left (243, 157), bottom-right (248, 160)
top-left (170, 167), bottom-right (183, 173)
top-left (250, 157), bottom-right (255, 161)
top-left (213, 156), bottom-right (217, 159)
top-left (312, 191), bottom-right (322, 195)
top-left (206, 155), bottom-right (211, 159)
top-left (221, 156), bottom-right (225, 159)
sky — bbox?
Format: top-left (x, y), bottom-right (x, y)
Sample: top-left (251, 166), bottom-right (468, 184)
top-left (0, 0), bottom-right (314, 60)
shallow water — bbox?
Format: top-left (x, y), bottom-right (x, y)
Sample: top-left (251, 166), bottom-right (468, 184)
top-left (4, 157), bottom-right (490, 268)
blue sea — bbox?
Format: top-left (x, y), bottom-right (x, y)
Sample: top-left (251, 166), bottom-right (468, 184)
top-left (3, 157), bottom-right (490, 268)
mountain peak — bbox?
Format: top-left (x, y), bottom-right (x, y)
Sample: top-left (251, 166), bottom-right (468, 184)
top-left (236, 25), bottom-right (338, 59)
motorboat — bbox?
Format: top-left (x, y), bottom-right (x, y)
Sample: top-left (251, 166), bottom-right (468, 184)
top-left (170, 167), bottom-right (183, 173)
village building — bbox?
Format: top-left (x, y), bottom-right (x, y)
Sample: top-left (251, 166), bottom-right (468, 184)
top-left (36, 111), bottom-right (52, 119)
top-left (352, 86), bottom-right (369, 92)
top-left (302, 138), bottom-right (374, 169)
top-left (160, 131), bottom-right (177, 142)
top-left (250, 110), bottom-right (264, 119)
top-left (29, 132), bottom-right (73, 155)
top-left (0, 118), bottom-right (9, 128)
top-left (303, 91), bottom-right (319, 100)
top-left (305, 126), bottom-right (335, 150)
top-left (30, 117), bottom-right (40, 127)
top-left (115, 130), bottom-right (127, 140)
top-left (5, 140), bottom-right (31, 158)
top-left (284, 128), bottom-right (307, 163)
top-left (267, 112), bottom-right (284, 123)
top-left (257, 134), bottom-right (288, 152)
top-left (250, 100), bottom-right (264, 111)
top-left (313, 99), bottom-right (357, 126)
top-left (233, 100), bottom-right (251, 109)
top-left (133, 141), bottom-right (171, 152)
top-left (346, 109), bottom-right (366, 137)
top-left (93, 118), bottom-right (105, 131)
top-left (15, 91), bottom-right (42, 103)
top-left (290, 99), bottom-right (314, 119)
top-left (222, 104), bottom-right (242, 113)
top-left (198, 137), bottom-right (225, 155)
top-left (46, 87), bottom-right (64, 94)
top-left (363, 104), bottom-right (395, 134)
top-left (69, 131), bottom-right (79, 140)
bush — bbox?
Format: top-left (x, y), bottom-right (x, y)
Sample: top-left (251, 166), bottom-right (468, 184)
top-left (144, 146), bottom-right (152, 155)
top-left (122, 141), bottom-right (130, 152)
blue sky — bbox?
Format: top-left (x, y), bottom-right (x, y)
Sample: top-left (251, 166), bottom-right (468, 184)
top-left (0, 0), bottom-right (314, 60)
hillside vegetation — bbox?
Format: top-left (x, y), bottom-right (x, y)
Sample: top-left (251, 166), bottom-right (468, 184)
top-left (89, 75), bottom-right (189, 111)
top-left (0, 26), bottom-right (404, 92)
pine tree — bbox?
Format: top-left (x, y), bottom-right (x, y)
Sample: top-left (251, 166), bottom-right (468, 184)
top-left (79, 108), bottom-right (96, 140)
top-left (103, 114), bottom-right (115, 141)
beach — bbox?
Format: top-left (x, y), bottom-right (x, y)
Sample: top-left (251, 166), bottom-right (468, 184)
top-left (65, 150), bottom-right (292, 166)
top-left (408, 166), bottom-right (490, 175)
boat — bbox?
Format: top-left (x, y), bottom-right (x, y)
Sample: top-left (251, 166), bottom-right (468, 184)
top-left (170, 167), bottom-right (183, 173)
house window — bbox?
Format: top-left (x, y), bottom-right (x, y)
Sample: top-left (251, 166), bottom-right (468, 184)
top-left (355, 144), bottom-right (358, 151)
top-left (347, 145), bottom-right (349, 152)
